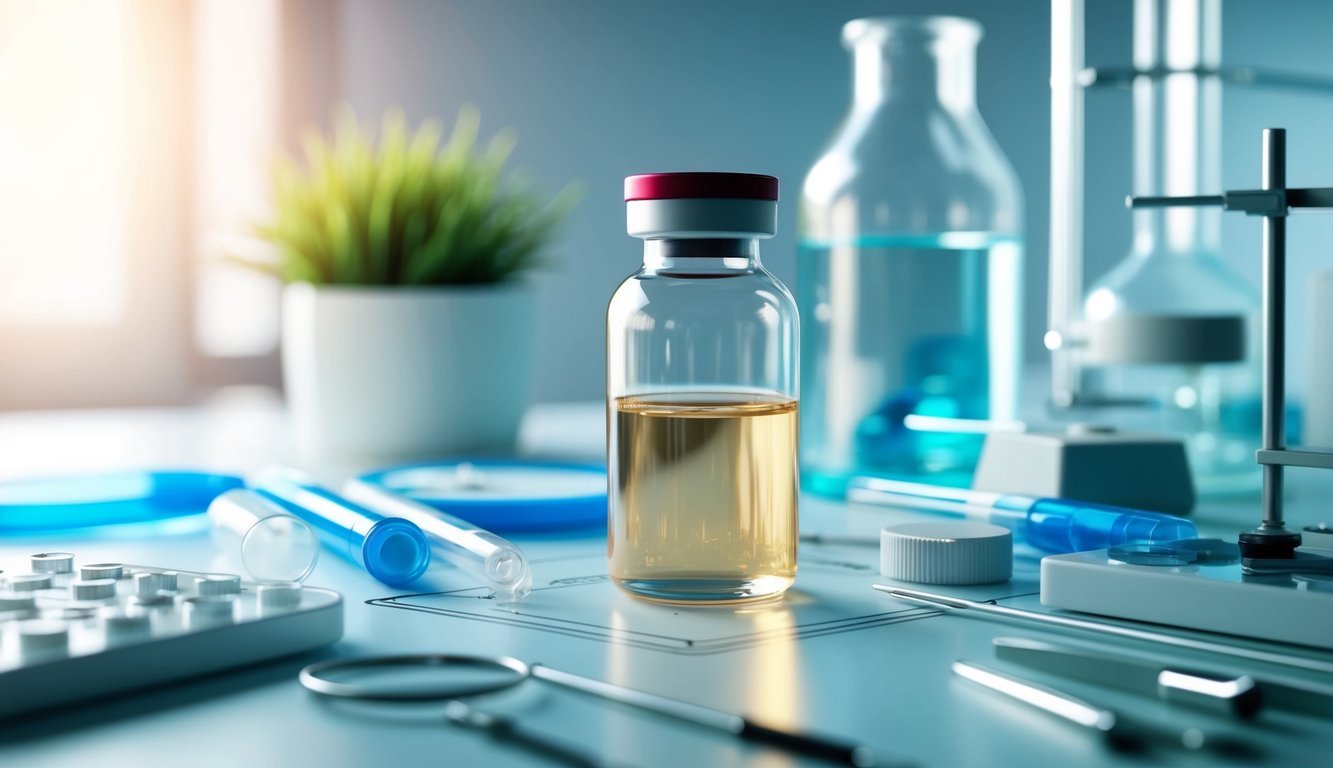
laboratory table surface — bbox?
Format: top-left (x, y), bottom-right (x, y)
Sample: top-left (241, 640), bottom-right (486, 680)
top-left (1, 395), bottom-right (1330, 768)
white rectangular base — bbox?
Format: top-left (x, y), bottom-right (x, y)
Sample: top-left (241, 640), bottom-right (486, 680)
top-left (1041, 548), bottom-right (1333, 650)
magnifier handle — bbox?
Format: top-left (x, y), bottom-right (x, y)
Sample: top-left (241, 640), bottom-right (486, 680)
top-left (738, 719), bottom-right (877, 766)
top-left (445, 701), bottom-right (621, 768)
top-left (530, 664), bottom-right (883, 767)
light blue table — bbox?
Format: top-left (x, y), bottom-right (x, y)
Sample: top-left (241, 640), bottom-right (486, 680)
top-left (1, 397), bottom-right (1329, 767)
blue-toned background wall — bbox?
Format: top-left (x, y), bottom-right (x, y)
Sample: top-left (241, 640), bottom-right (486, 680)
top-left (335, 0), bottom-right (1333, 405)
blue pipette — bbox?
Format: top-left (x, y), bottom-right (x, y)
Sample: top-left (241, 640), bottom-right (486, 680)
top-left (848, 477), bottom-right (1197, 554)
top-left (251, 467), bottom-right (430, 588)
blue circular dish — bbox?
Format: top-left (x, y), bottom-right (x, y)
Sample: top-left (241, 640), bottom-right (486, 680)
top-left (357, 460), bottom-right (607, 533)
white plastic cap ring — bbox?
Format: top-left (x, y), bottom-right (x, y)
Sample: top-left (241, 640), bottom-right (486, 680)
top-left (880, 522), bottom-right (1013, 585)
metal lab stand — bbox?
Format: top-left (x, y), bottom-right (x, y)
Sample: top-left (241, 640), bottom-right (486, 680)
top-left (1131, 128), bottom-right (1333, 565)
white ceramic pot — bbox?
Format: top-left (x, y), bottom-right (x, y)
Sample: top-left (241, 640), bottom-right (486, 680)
top-left (282, 282), bottom-right (538, 465)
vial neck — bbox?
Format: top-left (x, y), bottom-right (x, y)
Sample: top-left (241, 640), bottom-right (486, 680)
top-left (642, 239), bottom-right (761, 274)
top-left (850, 31), bottom-right (977, 112)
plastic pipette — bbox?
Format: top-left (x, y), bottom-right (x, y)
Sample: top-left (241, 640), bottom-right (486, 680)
top-left (343, 479), bottom-right (532, 602)
top-left (848, 477), bottom-right (1196, 554)
top-left (251, 468), bottom-right (430, 588)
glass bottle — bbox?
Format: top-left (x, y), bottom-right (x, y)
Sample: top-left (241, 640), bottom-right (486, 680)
top-left (798, 17), bottom-right (1023, 496)
top-left (607, 173), bottom-right (798, 604)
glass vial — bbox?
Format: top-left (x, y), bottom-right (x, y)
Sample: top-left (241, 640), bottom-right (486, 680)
top-left (607, 173), bottom-right (799, 604)
top-left (798, 16), bottom-right (1024, 495)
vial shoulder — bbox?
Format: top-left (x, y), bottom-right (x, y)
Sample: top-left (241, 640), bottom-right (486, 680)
top-left (607, 270), bottom-right (796, 327)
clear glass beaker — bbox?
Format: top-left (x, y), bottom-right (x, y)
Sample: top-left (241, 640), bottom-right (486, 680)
top-left (608, 173), bottom-right (799, 604)
top-left (1074, 0), bottom-right (1263, 494)
top-left (798, 16), bottom-right (1024, 496)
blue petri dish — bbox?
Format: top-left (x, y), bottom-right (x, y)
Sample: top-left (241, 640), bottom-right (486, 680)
top-left (357, 460), bottom-right (608, 533)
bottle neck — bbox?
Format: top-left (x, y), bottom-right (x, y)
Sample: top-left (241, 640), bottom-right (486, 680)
top-left (641, 238), bottom-right (761, 274)
top-left (851, 34), bottom-right (976, 112)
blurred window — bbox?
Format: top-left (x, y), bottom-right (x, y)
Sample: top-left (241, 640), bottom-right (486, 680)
top-left (0, 0), bottom-right (294, 408)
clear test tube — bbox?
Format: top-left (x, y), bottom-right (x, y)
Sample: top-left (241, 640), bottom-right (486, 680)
top-left (251, 468), bottom-right (431, 589)
top-left (343, 479), bottom-right (532, 603)
top-left (207, 489), bottom-right (320, 583)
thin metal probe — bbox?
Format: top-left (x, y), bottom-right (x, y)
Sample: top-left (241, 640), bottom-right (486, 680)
top-left (875, 585), bottom-right (1333, 677)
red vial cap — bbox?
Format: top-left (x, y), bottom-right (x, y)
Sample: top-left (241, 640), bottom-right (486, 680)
top-left (624, 172), bottom-right (779, 202)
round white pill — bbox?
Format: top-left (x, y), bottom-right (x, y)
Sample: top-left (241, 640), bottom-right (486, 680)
top-left (80, 563), bottom-right (125, 581)
top-left (0, 592), bottom-right (37, 612)
top-left (70, 579), bottom-right (118, 601)
top-left (102, 610), bottom-right (152, 642)
top-left (30, 553), bottom-right (74, 574)
top-left (18, 620), bottom-right (70, 654)
top-left (257, 582), bottom-right (303, 611)
top-left (134, 573), bottom-right (165, 597)
top-left (184, 596), bottom-right (235, 629)
top-left (10, 574), bottom-right (53, 592)
top-left (196, 574), bottom-right (241, 597)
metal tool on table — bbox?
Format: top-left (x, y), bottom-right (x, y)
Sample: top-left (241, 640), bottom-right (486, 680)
top-left (299, 654), bottom-right (888, 768)
top-left (952, 661), bottom-right (1253, 758)
top-left (874, 586), bottom-right (1333, 678)
top-left (993, 636), bottom-right (1333, 719)
top-left (442, 699), bottom-right (630, 768)
top-left (993, 637), bottom-right (1262, 719)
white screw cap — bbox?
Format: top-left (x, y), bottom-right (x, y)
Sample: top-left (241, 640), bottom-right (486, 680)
top-left (881, 522), bottom-right (1013, 585)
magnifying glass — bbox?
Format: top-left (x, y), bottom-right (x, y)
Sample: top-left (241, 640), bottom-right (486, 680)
top-left (299, 655), bottom-right (883, 767)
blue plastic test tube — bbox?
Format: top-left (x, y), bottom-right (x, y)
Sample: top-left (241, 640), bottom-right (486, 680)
top-left (848, 477), bottom-right (1198, 554)
top-left (251, 467), bottom-right (431, 587)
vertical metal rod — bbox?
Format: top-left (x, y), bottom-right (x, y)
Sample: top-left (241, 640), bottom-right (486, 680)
top-left (1047, 0), bottom-right (1084, 408)
top-left (1261, 128), bottom-right (1286, 527)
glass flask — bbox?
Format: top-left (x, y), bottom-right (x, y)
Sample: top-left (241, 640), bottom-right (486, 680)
top-left (798, 16), bottom-right (1024, 496)
top-left (1075, 0), bottom-right (1262, 495)
top-left (607, 172), bottom-right (799, 604)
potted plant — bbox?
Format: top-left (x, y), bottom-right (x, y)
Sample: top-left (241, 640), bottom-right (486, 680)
top-left (241, 108), bottom-right (578, 465)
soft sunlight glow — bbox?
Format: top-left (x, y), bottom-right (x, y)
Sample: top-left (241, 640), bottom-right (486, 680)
top-left (193, 0), bottom-right (281, 357)
top-left (0, 0), bottom-right (127, 324)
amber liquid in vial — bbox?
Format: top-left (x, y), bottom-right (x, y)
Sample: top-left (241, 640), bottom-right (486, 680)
top-left (609, 393), bottom-right (798, 603)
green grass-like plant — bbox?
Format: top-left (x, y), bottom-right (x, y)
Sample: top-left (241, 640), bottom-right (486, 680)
top-left (242, 107), bottom-right (579, 285)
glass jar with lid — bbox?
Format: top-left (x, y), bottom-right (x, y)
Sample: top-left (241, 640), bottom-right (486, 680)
top-left (607, 172), bottom-right (798, 604)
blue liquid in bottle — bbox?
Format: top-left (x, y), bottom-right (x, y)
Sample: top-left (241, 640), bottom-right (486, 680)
top-left (798, 233), bottom-right (1023, 496)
